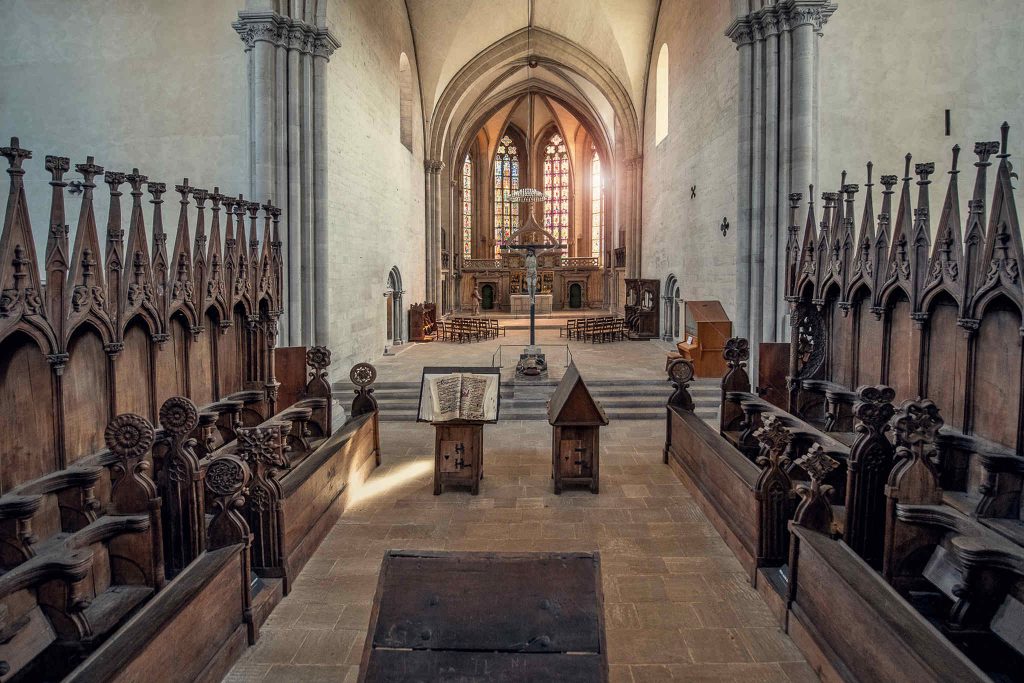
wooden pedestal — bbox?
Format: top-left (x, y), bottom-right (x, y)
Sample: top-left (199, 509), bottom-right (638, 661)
top-left (433, 421), bottom-right (484, 495)
top-left (552, 426), bottom-right (600, 494)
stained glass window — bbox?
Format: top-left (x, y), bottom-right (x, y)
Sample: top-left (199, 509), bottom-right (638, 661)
top-left (493, 135), bottom-right (520, 258)
top-left (591, 149), bottom-right (602, 264)
top-left (543, 133), bottom-right (570, 245)
top-left (462, 154), bottom-right (472, 259)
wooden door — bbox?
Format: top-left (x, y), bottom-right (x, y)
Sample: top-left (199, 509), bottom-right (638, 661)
top-left (569, 283), bottom-right (582, 309)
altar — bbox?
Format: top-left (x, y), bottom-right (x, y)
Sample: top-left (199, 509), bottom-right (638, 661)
top-left (511, 293), bottom-right (552, 316)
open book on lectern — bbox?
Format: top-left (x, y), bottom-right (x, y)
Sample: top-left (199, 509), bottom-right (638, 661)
top-left (417, 366), bottom-right (501, 423)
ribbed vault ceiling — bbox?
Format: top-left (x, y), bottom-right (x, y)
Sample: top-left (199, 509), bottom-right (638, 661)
top-left (405, 0), bottom-right (660, 115)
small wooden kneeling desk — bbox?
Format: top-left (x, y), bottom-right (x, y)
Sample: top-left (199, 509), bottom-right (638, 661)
top-left (417, 366), bottom-right (501, 495)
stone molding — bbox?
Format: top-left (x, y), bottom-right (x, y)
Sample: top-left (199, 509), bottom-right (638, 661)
top-left (233, 11), bottom-right (339, 60)
top-left (726, 0), bottom-right (837, 46)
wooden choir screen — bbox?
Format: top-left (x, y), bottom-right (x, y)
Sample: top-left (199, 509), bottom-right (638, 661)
top-left (0, 137), bottom-right (385, 682)
top-left (785, 126), bottom-right (1024, 453)
top-left (665, 121), bottom-right (1024, 683)
top-left (0, 141), bottom-right (283, 485)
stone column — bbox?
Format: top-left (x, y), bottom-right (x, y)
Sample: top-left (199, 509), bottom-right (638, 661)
top-left (425, 160), bottom-right (444, 304)
top-left (234, 11), bottom-right (278, 219)
top-left (274, 23), bottom-right (289, 343)
top-left (726, 15), bottom-right (753, 341)
top-left (725, 0), bottom-right (836, 349)
top-left (300, 32), bottom-right (315, 345)
top-left (312, 28), bottom-right (339, 346)
top-left (750, 21), bottom-right (765, 348)
top-left (286, 22), bottom-right (303, 345)
top-left (777, 14), bottom-right (793, 340)
top-left (762, 11), bottom-right (780, 341)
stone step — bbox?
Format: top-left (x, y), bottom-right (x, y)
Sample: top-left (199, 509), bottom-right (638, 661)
top-left (377, 407), bottom-right (718, 422)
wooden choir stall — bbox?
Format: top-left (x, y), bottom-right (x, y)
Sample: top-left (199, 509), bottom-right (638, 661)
top-left (547, 363), bottom-right (608, 494)
top-left (0, 138), bottom-right (381, 682)
top-left (664, 124), bottom-right (1024, 682)
top-left (417, 367), bottom-right (500, 495)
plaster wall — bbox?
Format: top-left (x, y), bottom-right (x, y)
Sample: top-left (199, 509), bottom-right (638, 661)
top-left (818, 0), bottom-right (1024, 223)
top-left (642, 0), bottom-right (738, 335)
top-left (0, 0), bottom-right (248, 251)
top-left (323, 0), bottom-right (426, 371)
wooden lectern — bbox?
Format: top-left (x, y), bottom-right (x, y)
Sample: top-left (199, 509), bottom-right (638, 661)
top-left (418, 366), bottom-right (500, 495)
top-left (677, 300), bottom-right (732, 378)
top-left (547, 363), bottom-right (609, 494)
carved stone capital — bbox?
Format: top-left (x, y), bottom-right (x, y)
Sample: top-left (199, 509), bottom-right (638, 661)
top-left (424, 159), bottom-right (445, 174)
top-left (313, 28), bottom-right (341, 60)
top-left (232, 12), bottom-right (282, 49)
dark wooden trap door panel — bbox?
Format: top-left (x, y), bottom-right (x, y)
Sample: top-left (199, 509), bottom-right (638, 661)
top-left (360, 550), bottom-right (608, 682)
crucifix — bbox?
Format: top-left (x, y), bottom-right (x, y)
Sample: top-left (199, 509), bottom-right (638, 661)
top-left (502, 242), bottom-right (564, 347)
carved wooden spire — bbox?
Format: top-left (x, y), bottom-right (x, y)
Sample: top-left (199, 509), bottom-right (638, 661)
top-left (104, 170), bottom-right (127, 330)
top-left (233, 195), bottom-right (250, 306)
top-left (923, 146), bottom-right (964, 306)
top-left (784, 191), bottom-right (803, 300)
top-left (66, 156), bottom-right (113, 343)
top-left (884, 154), bottom-right (914, 295)
top-left (206, 188), bottom-right (227, 314)
top-left (121, 169), bottom-right (158, 330)
top-left (909, 161), bottom-right (934, 313)
top-left (169, 180), bottom-right (195, 317)
top-left (191, 187), bottom-right (209, 313)
top-left (221, 194), bottom-right (237, 304)
top-left (795, 185), bottom-right (818, 299)
top-left (0, 139), bottom-right (48, 339)
top-left (870, 173), bottom-right (898, 311)
top-left (850, 162), bottom-right (876, 292)
top-left (148, 180), bottom-right (169, 336)
top-left (43, 154), bottom-right (71, 344)
top-left (813, 189), bottom-right (838, 303)
top-left (961, 138), bottom-right (1002, 320)
top-left (971, 122), bottom-right (1023, 316)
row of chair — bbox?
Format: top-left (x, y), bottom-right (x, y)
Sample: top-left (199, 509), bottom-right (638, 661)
top-left (437, 317), bottom-right (507, 342)
top-left (563, 316), bottom-right (627, 343)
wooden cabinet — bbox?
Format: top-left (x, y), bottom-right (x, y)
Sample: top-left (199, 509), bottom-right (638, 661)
top-left (433, 422), bottom-right (484, 495)
top-left (678, 300), bottom-right (732, 378)
top-left (548, 363), bottom-right (608, 493)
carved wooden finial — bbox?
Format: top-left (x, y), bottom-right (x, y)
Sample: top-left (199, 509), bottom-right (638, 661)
top-left (808, 184), bottom-right (814, 206)
top-left (792, 444), bottom-right (839, 534)
top-left (191, 187), bottom-right (209, 206)
top-left (904, 153), bottom-right (912, 179)
top-left (1000, 121), bottom-right (1010, 157)
top-left (866, 161), bottom-right (874, 186)
top-left (666, 357), bottom-right (695, 410)
top-left (950, 145), bottom-right (961, 174)
top-left (723, 337), bottom-right (749, 368)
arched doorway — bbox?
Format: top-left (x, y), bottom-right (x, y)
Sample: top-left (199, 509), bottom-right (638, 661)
top-left (481, 284), bottom-right (495, 310)
top-left (387, 267), bottom-right (404, 344)
top-left (663, 274), bottom-right (680, 341)
top-left (569, 283), bottom-right (583, 309)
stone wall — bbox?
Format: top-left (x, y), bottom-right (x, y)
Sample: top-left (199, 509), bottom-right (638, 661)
top-left (818, 0), bottom-right (1024, 213)
top-left (323, 0), bottom-right (426, 371)
top-left (641, 0), bottom-right (739, 339)
top-left (0, 0), bottom-right (248, 249)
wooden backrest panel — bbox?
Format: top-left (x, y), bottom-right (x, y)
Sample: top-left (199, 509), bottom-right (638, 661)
top-left (116, 318), bottom-right (154, 420)
top-left (852, 290), bottom-right (882, 387)
top-left (923, 295), bottom-right (963, 430)
top-left (0, 333), bottom-right (56, 492)
top-left (63, 326), bottom-right (110, 463)
top-left (972, 296), bottom-right (1022, 446)
top-left (884, 292), bottom-right (915, 403)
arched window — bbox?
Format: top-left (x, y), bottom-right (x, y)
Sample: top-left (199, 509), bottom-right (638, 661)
top-left (493, 134), bottom-right (520, 257)
top-left (462, 154), bottom-right (472, 259)
top-left (656, 43), bottom-right (669, 144)
top-left (591, 148), bottom-right (602, 263)
top-left (543, 132), bottom-right (570, 244)
top-left (399, 52), bottom-right (413, 151)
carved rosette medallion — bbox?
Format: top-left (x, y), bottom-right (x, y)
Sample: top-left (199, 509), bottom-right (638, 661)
top-left (104, 413), bottom-right (155, 458)
top-left (723, 337), bottom-right (750, 368)
top-left (350, 362), bottom-right (377, 387)
top-left (159, 396), bottom-right (200, 436)
top-left (206, 457), bottom-right (250, 497)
